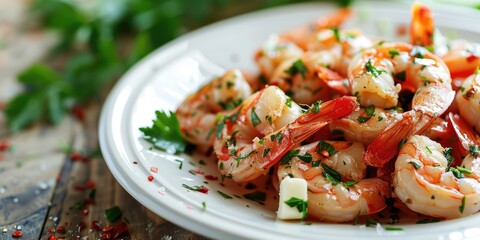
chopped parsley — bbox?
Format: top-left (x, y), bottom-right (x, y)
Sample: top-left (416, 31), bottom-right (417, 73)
top-left (297, 153), bottom-right (312, 163)
top-left (385, 227), bottom-right (403, 231)
top-left (444, 147), bottom-right (454, 167)
top-left (285, 98), bottom-right (293, 108)
top-left (104, 206), bottom-right (122, 223)
top-left (321, 163), bottom-right (342, 185)
top-left (235, 150), bottom-right (257, 167)
top-left (388, 49), bottom-right (400, 58)
top-left (459, 196), bottom-right (466, 213)
top-left (243, 191), bottom-right (266, 202)
top-left (317, 140), bottom-right (337, 156)
top-left (425, 146), bottom-right (433, 154)
top-left (175, 159), bottom-right (183, 170)
top-left (279, 149), bottom-right (300, 165)
top-left (408, 161), bottom-right (421, 169)
top-left (450, 166), bottom-right (472, 179)
top-left (311, 101), bottom-right (322, 114)
top-left (357, 105), bottom-right (375, 123)
top-left (331, 27), bottom-right (341, 41)
top-left (216, 121), bottom-right (225, 139)
top-left (284, 197), bottom-right (308, 219)
top-left (285, 59), bottom-right (308, 79)
top-left (217, 190), bottom-right (233, 199)
top-left (262, 148), bottom-right (270, 157)
top-left (182, 184), bottom-right (208, 193)
top-left (365, 59), bottom-right (386, 77)
top-left (416, 218), bottom-right (441, 224)
top-left (251, 107), bottom-right (261, 126)
top-left (139, 110), bottom-right (189, 154)
top-left (469, 145), bottom-right (479, 158)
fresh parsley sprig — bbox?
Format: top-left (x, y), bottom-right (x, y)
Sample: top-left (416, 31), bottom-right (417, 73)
top-left (139, 110), bottom-right (190, 154)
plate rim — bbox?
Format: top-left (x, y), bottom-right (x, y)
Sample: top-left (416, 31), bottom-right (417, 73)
top-left (99, 2), bottom-right (480, 239)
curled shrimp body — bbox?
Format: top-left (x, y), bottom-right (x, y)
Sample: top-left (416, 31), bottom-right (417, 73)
top-left (269, 52), bottom-right (339, 104)
top-left (255, 35), bottom-right (304, 80)
top-left (394, 135), bottom-right (480, 218)
top-left (277, 141), bottom-right (390, 222)
top-left (176, 69), bottom-right (252, 146)
top-left (410, 2), bottom-right (480, 79)
top-left (455, 71), bottom-right (480, 133)
top-left (350, 43), bottom-right (455, 167)
top-left (329, 107), bottom-right (402, 144)
top-left (214, 87), bottom-right (358, 182)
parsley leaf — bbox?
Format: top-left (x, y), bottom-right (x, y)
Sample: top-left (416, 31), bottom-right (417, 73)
top-left (104, 206), bottom-right (122, 223)
top-left (321, 163), bottom-right (342, 185)
top-left (139, 110), bottom-right (189, 154)
top-left (285, 59), bottom-right (308, 78)
top-left (244, 191), bottom-right (266, 202)
top-left (365, 59), bottom-right (386, 77)
top-left (284, 197), bottom-right (308, 219)
top-left (444, 147), bottom-right (454, 167)
top-left (5, 64), bottom-right (69, 131)
top-left (317, 140), bottom-right (337, 156)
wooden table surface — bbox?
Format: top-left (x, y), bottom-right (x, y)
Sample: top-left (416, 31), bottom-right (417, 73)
top-left (0, 1), bottom-right (207, 239)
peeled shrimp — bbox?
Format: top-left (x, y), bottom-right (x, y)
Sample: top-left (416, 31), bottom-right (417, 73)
top-left (176, 69), bottom-right (252, 146)
top-left (348, 42), bottom-right (455, 167)
top-left (214, 86), bottom-right (358, 182)
top-left (329, 106), bottom-right (402, 144)
top-left (410, 2), bottom-right (480, 79)
top-left (394, 135), bottom-right (480, 218)
top-left (454, 71), bottom-right (480, 133)
top-left (277, 141), bottom-right (390, 222)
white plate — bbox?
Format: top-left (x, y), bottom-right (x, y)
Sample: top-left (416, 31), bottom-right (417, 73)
top-left (99, 2), bottom-right (480, 239)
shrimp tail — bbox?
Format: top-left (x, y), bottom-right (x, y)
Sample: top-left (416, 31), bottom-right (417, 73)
top-left (448, 113), bottom-right (480, 155)
top-left (410, 2), bottom-right (434, 47)
top-left (262, 96), bottom-right (359, 169)
top-left (296, 96), bottom-right (358, 124)
top-left (364, 111), bottom-right (418, 167)
top-left (316, 66), bottom-right (351, 95)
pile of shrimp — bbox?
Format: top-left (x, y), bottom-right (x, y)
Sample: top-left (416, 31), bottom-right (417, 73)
top-left (176, 2), bottom-right (480, 222)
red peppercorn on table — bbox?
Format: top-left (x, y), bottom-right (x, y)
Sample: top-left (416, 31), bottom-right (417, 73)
top-left (0, 1), bottom-right (206, 239)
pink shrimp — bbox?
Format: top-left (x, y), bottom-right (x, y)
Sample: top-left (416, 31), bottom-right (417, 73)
top-left (347, 42), bottom-right (454, 167)
top-left (214, 86), bottom-right (358, 182)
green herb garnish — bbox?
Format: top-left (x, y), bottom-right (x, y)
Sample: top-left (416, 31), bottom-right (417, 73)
top-left (284, 197), bottom-right (308, 219)
top-left (104, 206), bottom-right (122, 223)
top-left (285, 59), bottom-right (308, 78)
top-left (139, 110), bottom-right (189, 154)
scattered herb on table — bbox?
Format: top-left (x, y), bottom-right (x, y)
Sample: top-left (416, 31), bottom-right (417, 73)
top-left (105, 206), bottom-right (122, 223)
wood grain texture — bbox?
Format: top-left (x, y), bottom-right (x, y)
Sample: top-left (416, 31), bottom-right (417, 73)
top-left (39, 104), bottom-right (208, 240)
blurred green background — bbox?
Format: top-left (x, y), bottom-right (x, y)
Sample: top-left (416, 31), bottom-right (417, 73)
top-left (4, 0), bottom-right (480, 131)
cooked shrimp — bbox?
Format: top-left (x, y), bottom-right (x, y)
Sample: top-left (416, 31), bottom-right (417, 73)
top-left (277, 140), bottom-right (390, 222)
top-left (176, 69), bottom-right (252, 146)
top-left (410, 2), bottom-right (480, 79)
top-left (269, 52), bottom-right (340, 104)
top-left (280, 8), bottom-right (352, 50)
top-left (214, 88), bottom-right (358, 182)
top-left (255, 35), bottom-right (304, 80)
top-left (410, 2), bottom-right (434, 47)
top-left (349, 42), bottom-right (455, 167)
top-left (448, 113), bottom-right (480, 163)
top-left (454, 71), bottom-right (480, 134)
top-left (394, 135), bottom-right (480, 218)
top-left (329, 106), bottom-right (402, 144)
